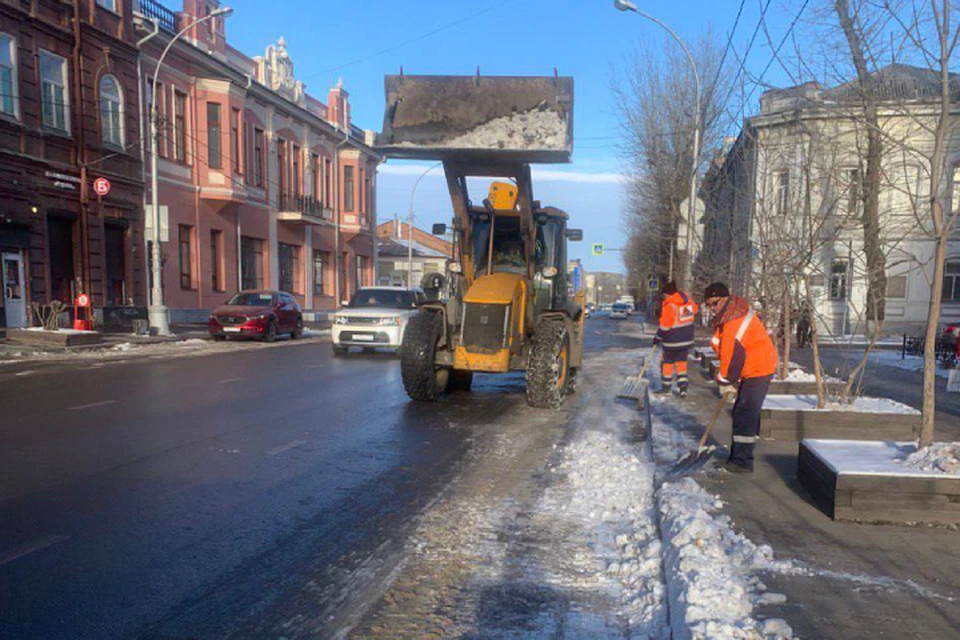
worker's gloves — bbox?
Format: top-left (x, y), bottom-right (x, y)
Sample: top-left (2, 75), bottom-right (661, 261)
top-left (652, 336), bottom-right (662, 346)
top-left (717, 380), bottom-right (737, 397)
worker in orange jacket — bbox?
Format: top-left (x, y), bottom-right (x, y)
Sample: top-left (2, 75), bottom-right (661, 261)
top-left (653, 281), bottom-right (699, 397)
top-left (704, 282), bottom-right (778, 473)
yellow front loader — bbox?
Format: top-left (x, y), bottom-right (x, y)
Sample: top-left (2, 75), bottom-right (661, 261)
top-left (377, 74), bottom-right (584, 409)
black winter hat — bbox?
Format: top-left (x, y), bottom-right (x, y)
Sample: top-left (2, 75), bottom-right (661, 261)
top-left (662, 280), bottom-right (678, 295)
top-left (704, 282), bottom-right (730, 299)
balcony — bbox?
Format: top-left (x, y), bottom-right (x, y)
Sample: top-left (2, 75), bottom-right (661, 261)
top-left (277, 194), bottom-right (326, 225)
top-left (138, 0), bottom-right (177, 33)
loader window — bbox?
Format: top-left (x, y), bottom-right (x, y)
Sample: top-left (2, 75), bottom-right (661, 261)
top-left (472, 215), bottom-right (525, 275)
top-left (535, 217), bottom-right (563, 271)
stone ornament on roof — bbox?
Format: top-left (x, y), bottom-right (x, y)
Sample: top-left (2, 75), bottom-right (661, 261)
top-left (261, 36), bottom-right (305, 105)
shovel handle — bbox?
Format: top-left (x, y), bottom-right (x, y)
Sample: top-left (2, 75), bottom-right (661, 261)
top-left (638, 344), bottom-right (658, 378)
top-left (698, 391), bottom-right (734, 450)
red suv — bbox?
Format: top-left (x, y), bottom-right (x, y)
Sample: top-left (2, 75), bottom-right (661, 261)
top-left (208, 290), bottom-right (303, 342)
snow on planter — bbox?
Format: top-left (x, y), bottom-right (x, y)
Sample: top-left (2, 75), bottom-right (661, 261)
top-left (769, 369), bottom-right (843, 396)
top-left (798, 439), bottom-right (960, 525)
top-left (760, 395), bottom-right (921, 442)
top-left (658, 478), bottom-right (794, 639)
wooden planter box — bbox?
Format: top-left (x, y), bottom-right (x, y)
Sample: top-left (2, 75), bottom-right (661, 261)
top-left (760, 396), bottom-right (920, 442)
top-left (799, 439), bottom-right (960, 525)
top-left (7, 328), bottom-right (102, 348)
top-left (768, 380), bottom-right (844, 395)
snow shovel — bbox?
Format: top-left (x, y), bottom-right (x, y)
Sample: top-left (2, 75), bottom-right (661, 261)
top-left (663, 391), bottom-right (734, 481)
top-left (618, 346), bottom-right (657, 402)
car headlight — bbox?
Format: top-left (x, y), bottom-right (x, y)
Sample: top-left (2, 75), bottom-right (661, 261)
top-left (380, 316), bottom-right (401, 326)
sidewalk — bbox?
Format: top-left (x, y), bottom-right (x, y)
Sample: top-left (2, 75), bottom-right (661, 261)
top-left (648, 351), bottom-right (960, 639)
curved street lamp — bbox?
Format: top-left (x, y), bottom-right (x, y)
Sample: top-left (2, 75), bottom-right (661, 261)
top-left (147, 6), bottom-right (233, 335)
top-left (614, 0), bottom-right (701, 283)
top-left (407, 162), bottom-right (442, 287)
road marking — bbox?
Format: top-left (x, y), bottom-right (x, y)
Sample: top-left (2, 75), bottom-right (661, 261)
top-left (68, 400), bottom-right (118, 411)
top-left (14, 370), bottom-right (35, 376)
top-left (216, 377), bottom-right (242, 384)
top-left (0, 535), bottom-right (70, 566)
top-left (267, 440), bottom-right (307, 456)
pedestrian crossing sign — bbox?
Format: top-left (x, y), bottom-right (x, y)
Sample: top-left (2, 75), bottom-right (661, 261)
top-left (591, 243), bottom-right (604, 256)
top-left (647, 277), bottom-right (660, 291)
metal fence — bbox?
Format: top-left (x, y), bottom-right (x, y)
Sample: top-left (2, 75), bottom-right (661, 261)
top-left (902, 333), bottom-right (957, 368)
top-left (138, 0), bottom-right (177, 33)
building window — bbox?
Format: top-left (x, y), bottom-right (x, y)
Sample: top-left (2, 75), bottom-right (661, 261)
top-left (174, 91), bottom-right (187, 162)
top-left (0, 34), bottom-right (18, 118)
top-left (359, 167), bottom-right (365, 213)
top-left (99, 75), bottom-right (123, 147)
top-left (364, 176), bottom-right (371, 222)
top-left (830, 259), bottom-right (848, 300)
top-left (207, 103), bottom-right (221, 169)
top-left (254, 128), bottom-right (264, 187)
top-left (846, 168), bottom-right (860, 216)
top-left (313, 250), bottom-right (328, 295)
top-left (210, 229), bottom-right (223, 292)
top-left (95, 0), bottom-right (116, 11)
top-left (311, 154), bottom-right (321, 203)
top-left (886, 274), bottom-right (907, 299)
top-left (277, 139), bottom-right (287, 196)
top-left (775, 170), bottom-right (789, 216)
top-left (942, 261), bottom-right (960, 302)
top-left (355, 255), bottom-right (366, 288)
top-left (151, 81), bottom-right (167, 157)
top-left (344, 165), bottom-right (354, 211)
top-left (279, 243), bottom-right (299, 293)
top-left (324, 158), bottom-right (332, 205)
top-left (292, 145), bottom-right (301, 198)
top-left (40, 50), bottom-right (68, 132)
top-left (179, 224), bottom-right (194, 290)
top-left (230, 107), bottom-right (240, 172)
top-left (241, 236), bottom-right (263, 290)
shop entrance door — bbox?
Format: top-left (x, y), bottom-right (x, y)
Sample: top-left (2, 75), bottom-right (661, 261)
top-left (3, 251), bottom-right (26, 328)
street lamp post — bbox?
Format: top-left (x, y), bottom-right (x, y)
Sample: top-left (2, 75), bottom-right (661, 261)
top-left (407, 162), bottom-right (441, 287)
top-left (614, 0), bottom-right (701, 286)
top-left (147, 6), bottom-right (233, 335)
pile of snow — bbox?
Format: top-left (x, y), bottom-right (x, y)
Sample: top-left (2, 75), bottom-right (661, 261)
top-left (401, 108), bottom-right (568, 150)
top-left (658, 479), bottom-right (795, 639)
top-left (763, 394), bottom-right (919, 415)
top-left (901, 442), bottom-right (960, 475)
top-left (547, 430), bottom-right (667, 633)
top-left (780, 368), bottom-right (840, 383)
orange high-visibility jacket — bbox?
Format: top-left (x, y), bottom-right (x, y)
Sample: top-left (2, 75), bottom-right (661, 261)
top-left (711, 300), bottom-right (777, 382)
top-left (657, 291), bottom-right (699, 349)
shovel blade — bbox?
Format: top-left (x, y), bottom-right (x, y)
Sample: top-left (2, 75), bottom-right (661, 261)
top-left (618, 376), bottom-right (645, 400)
top-left (663, 446), bottom-right (716, 482)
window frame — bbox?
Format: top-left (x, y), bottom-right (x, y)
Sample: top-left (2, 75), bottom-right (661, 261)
top-left (278, 242), bottom-right (300, 294)
top-left (99, 74), bottom-right (123, 148)
top-left (253, 127), bottom-right (264, 187)
top-left (942, 260), bottom-right (960, 302)
top-left (207, 102), bottom-right (222, 170)
top-left (0, 33), bottom-right (19, 120)
top-left (95, 0), bottom-right (117, 12)
top-left (344, 165), bottom-right (355, 212)
top-left (292, 144), bottom-right (301, 198)
top-left (829, 259), bottom-right (848, 301)
top-left (173, 90), bottom-right (187, 163)
top-left (39, 49), bottom-right (69, 133)
top-left (775, 170), bottom-right (789, 217)
top-left (240, 236), bottom-right (264, 290)
top-left (210, 229), bottom-right (223, 292)
top-left (230, 107), bottom-right (240, 173)
top-left (178, 224), bottom-right (194, 290)
top-left (312, 250), bottom-right (327, 295)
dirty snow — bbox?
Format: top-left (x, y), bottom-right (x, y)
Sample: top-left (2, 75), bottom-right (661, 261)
top-left (399, 108), bottom-right (568, 151)
top-left (901, 442), bottom-right (960, 475)
top-left (658, 479), bottom-right (795, 639)
top-left (763, 394), bottom-right (919, 415)
top-left (780, 368), bottom-right (840, 383)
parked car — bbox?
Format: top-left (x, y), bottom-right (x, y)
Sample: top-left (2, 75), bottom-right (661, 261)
top-left (610, 302), bottom-right (631, 320)
top-left (331, 287), bottom-right (425, 354)
top-left (208, 290), bottom-right (303, 342)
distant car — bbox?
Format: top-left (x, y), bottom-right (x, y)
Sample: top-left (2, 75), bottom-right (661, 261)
top-left (611, 302), bottom-right (631, 320)
top-left (331, 287), bottom-right (425, 354)
top-left (208, 290), bottom-right (303, 342)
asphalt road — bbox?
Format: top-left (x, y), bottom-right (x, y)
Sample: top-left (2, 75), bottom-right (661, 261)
top-left (0, 316), bottom-right (643, 639)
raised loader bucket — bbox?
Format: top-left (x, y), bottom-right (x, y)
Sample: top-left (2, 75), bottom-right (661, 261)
top-left (377, 74), bottom-right (574, 163)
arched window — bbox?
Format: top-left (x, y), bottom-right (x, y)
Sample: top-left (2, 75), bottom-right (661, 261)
top-left (100, 75), bottom-right (123, 147)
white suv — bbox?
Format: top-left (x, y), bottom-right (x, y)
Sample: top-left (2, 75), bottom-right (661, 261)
top-left (331, 287), bottom-right (425, 354)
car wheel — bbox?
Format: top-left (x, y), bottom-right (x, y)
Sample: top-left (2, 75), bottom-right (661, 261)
top-left (332, 344), bottom-right (349, 356)
top-left (263, 319), bottom-right (277, 343)
top-left (291, 318), bottom-right (303, 339)
top-left (212, 334), bottom-right (226, 342)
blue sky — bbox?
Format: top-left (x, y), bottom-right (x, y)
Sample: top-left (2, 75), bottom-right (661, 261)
top-left (225, 0), bottom-right (803, 276)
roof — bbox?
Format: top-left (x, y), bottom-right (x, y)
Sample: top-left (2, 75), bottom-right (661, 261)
top-left (378, 236), bottom-right (449, 259)
top-left (824, 63), bottom-right (959, 102)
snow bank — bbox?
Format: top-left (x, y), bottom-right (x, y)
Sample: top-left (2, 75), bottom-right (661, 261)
top-left (763, 394), bottom-right (919, 415)
top-left (901, 442), bottom-right (960, 475)
top-left (547, 430), bottom-right (667, 634)
top-left (658, 479), bottom-right (794, 639)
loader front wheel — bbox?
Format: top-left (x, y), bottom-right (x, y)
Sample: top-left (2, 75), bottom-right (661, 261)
top-left (401, 312), bottom-right (449, 401)
top-left (526, 319), bottom-right (570, 409)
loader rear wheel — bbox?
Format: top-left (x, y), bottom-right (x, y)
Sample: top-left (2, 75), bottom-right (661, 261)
top-left (401, 312), bottom-right (449, 401)
top-left (526, 319), bottom-right (570, 409)
top-left (448, 370), bottom-right (474, 393)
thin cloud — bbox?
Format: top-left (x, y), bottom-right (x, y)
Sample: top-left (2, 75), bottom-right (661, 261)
top-left (378, 163), bottom-right (624, 184)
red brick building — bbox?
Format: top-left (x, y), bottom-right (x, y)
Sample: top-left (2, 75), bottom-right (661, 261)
top-left (0, 0), bottom-right (145, 328)
top-left (138, 0), bottom-right (380, 322)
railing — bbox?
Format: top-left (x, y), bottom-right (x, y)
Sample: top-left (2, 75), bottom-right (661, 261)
top-left (138, 0), bottom-right (178, 33)
top-left (278, 193), bottom-right (324, 217)
top-left (902, 333), bottom-right (957, 368)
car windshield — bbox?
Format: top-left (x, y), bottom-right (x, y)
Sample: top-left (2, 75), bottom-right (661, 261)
top-left (227, 292), bottom-right (274, 306)
top-left (613, 304), bottom-right (629, 311)
top-left (350, 290), bottom-right (418, 309)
